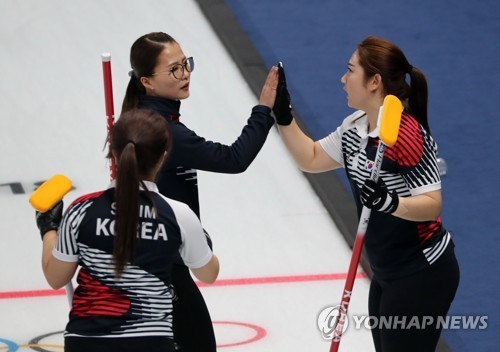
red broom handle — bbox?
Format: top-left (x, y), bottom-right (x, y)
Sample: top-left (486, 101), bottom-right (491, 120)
top-left (330, 142), bottom-right (387, 352)
top-left (101, 53), bottom-right (116, 180)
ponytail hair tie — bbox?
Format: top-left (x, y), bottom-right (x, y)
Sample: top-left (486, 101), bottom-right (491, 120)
top-left (407, 64), bottom-right (413, 73)
top-left (128, 70), bottom-right (135, 78)
top-left (126, 140), bottom-right (137, 147)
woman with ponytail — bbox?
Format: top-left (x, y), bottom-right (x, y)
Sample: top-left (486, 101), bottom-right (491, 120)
top-left (120, 32), bottom-right (278, 351)
top-left (36, 109), bottom-right (219, 352)
top-left (273, 36), bottom-right (459, 351)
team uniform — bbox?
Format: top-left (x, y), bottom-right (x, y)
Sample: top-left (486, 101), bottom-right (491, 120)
top-left (53, 181), bottom-right (213, 352)
top-left (320, 111), bottom-right (460, 351)
top-left (138, 95), bottom-right (275, 351)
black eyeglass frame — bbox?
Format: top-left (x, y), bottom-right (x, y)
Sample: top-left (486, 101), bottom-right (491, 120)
top-left (151, 57), bottom-right (194, 80)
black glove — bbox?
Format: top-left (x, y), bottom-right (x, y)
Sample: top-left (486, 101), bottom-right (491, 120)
top-left (36, 201), bottom-right (63, 240)
top-left (272, 62), bottom-right (294, 125)
top-left (360, 179), bottom-right (399, 214)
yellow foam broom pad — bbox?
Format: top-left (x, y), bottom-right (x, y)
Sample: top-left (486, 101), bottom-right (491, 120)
top-left (379, 95), bottom-right (403, 147)
top-left (29, 174), bottom-right (72, 212)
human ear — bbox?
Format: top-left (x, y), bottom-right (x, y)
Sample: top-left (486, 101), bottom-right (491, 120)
top-left (140, 76), bottom-right (154, 91)
top-left (369, 73), bottom-right (382, 91)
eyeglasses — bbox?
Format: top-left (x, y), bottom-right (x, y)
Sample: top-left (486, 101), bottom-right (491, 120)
top-left (151, 57), bottom-right (194, 80)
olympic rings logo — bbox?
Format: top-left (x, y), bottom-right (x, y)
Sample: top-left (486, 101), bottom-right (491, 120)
top-left (0, 322), bottom-right (266, 351)
top-left (0, 331), bottom-right (64, 352)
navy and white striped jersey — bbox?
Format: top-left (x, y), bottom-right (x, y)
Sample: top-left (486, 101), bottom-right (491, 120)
top-left (52, 181), bottom-right (213, 338)
top-left (320, 110), bottom-right (453, 280)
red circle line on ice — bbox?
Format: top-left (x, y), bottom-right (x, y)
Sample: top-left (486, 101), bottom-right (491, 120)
top-left (0, 323), bottom-right (267, 352)
top-left (213, 321), bottom-right (267, 348)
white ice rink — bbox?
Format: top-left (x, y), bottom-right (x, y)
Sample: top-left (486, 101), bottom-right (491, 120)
top-left (0, 1), bottom-right (372, 350)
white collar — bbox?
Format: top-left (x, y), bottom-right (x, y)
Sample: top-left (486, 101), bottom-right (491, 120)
top-left (107, 179), bottom-right (159, 192)
top-left (354, 112), bottom-right (380, 139)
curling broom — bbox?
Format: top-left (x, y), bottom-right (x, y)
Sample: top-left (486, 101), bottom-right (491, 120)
top-left (29, 174), bottom-right (74, 306)
top-left (329, 95), bottom-right (403, 351)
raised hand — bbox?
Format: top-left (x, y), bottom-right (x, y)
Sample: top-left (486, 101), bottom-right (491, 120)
top-left (272, 62), bottom-right (294, 125)
top-left (36, 201), bottom-right (63, 240)
top-left (258, 66), bottom-right (279, 109)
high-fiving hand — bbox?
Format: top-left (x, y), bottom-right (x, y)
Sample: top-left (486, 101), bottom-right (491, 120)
top-left (272, 62), bottom-right (294, 125)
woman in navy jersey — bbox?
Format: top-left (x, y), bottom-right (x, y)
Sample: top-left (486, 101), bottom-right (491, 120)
top-left (35, 109), bottom-right (219, 352)
top-left (120, 32), bottom-right (278, 351)
top-left (273, 36), bottom-right (459, 352)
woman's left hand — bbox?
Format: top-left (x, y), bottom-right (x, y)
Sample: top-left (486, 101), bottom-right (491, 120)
top-left (258, 66), bottom-right (279, 108)
top-left (360, 179), bottom-right (399, 214)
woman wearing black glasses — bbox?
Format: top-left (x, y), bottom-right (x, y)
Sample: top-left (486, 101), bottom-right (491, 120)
top-left (121, 32), bottom-right (278, 352)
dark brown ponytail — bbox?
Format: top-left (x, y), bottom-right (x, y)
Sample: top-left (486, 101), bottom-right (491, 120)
top-left (110, 108), bottom-right (171, 277)
top-left (357, 36), bottom-right (430, 133)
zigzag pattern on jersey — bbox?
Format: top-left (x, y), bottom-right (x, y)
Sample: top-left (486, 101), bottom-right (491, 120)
top-left (57, 197), bottom-right (95, 255)
top-left (68, 190), bottom-right (105, 209)
top-left (417, 220), bottom-right (442, 242)
top-left (58, 193), bottom-right (175, 338)
top-left (71, 243), bottom-right (174, 337)
top-left (341, 130), bottom-right (411, 197)
top-left (342, 113), bottom-right (440, 196)
top-left (72, 268), bottom-right (130, 317)
top-left (176, 166), bottom-right (197, 185)
top-left (393, 114), bottom-right (441, 188)
top-left (342, 129), bottom-right (370, 188)
top-left (384, 113), bottom-right (423, 166)
top-left (341, 113), bottom-right (444, 247)
top-left (423, 231), bottom-right (451, 265)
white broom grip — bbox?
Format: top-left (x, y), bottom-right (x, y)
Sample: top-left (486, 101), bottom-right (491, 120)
top-left (65, 282), bottom-right (74, 307)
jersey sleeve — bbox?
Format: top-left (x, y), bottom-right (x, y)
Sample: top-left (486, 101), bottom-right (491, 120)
top-left (319, 125), bottom-right (345, 166)
top-left (168, 200), bottom-right (213, 269)
top-left (319, 110), bottom-right (366, 166)
top-left (52, 203), bottom-right (84, 262)
top-left (394, 114), bottom-right (441, 196)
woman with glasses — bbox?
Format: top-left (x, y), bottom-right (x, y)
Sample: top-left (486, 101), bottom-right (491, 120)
top-left (121, 32), bottom-right (278, 351)
top-left (273, 36), bottom-right (459, 351)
